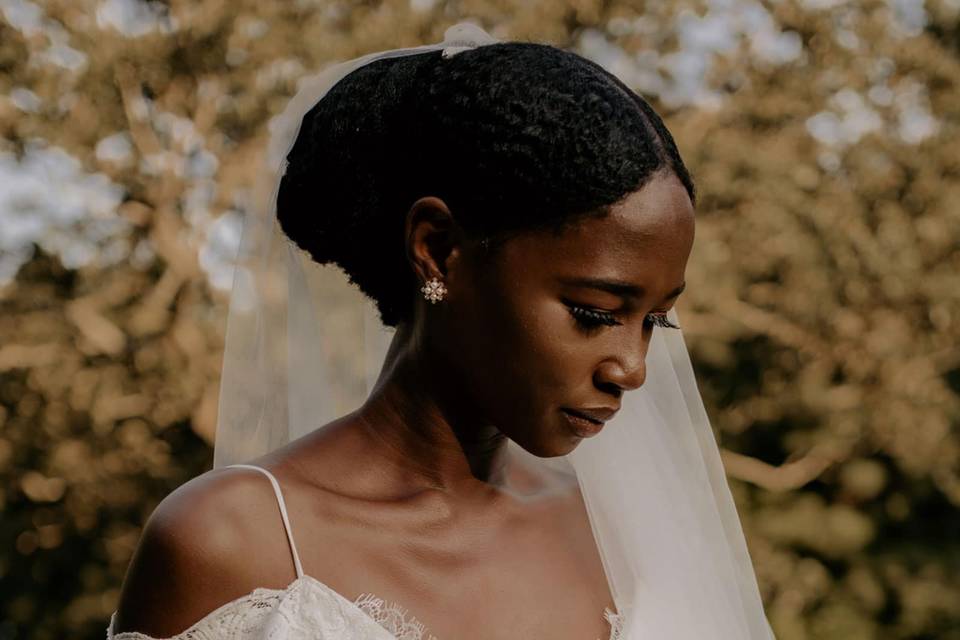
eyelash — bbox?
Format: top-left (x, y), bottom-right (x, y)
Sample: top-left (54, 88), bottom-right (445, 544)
top-left (567, 305), bottom-right (680, 331)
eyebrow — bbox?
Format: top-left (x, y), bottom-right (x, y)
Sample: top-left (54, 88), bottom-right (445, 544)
top-left (560, 277), bottom-right (686, 301)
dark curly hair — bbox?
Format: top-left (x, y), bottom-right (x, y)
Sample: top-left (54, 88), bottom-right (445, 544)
top-left (277, 42), bottom-right (695, 327)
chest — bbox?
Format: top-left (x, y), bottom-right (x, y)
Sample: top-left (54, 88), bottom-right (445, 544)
top-left (292, 489), bottom-right (615, 640)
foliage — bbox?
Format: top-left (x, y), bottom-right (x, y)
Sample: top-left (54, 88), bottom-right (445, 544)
top-left (0, 1), bottom-right (957, 638)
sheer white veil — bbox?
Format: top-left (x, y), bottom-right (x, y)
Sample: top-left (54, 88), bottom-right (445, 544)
top-left (212, 23), bottom-right (775, 639)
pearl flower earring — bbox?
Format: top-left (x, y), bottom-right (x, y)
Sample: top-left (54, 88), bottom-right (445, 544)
top-left (420, 277), bottom-right (447, 304)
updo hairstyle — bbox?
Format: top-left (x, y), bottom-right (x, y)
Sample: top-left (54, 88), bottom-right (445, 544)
top-left (277, 42), bottom-right (695, 327)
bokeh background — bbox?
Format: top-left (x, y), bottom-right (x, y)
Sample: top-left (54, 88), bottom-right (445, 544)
top-left (1, 1), bottom-right (958, 638)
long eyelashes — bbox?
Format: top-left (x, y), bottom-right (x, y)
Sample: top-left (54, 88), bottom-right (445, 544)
top-left (568, 305), bottom-right (622, 328)
top-left (567, 305), bottom-right (680, 331)
top-left (646, 313), bottom-right (680, 330)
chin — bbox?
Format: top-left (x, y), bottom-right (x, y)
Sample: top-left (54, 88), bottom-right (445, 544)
top-left (512, 429), bottom-right (580, 459)
top-left (549, 437), bottom-right (583, 457)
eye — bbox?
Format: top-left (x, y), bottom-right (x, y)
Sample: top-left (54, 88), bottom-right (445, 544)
top-left (567, 304), bottom-right (622, 330)
top-left (644, 313), bottom-right (680, 330)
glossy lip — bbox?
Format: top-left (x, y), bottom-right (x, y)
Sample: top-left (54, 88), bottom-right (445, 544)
top-left (561, 408), bottom-right (617, 438)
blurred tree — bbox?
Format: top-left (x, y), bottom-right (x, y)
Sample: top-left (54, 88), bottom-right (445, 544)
top-left (0, 1), bottom-right (956, 638)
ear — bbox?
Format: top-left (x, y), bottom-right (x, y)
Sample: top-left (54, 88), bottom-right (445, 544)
top-left (405, 196), bottom-right (463, 285)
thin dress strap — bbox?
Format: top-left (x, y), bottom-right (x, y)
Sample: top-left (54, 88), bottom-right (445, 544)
top-left (224, 464), bottom-right (304, 580)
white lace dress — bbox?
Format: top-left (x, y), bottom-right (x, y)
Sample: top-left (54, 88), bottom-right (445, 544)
top-left (107, 465), bottom-right (623, 640)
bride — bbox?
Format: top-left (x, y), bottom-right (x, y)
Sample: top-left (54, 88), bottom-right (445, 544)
top-left (108, 24), bottom-right (775, 640)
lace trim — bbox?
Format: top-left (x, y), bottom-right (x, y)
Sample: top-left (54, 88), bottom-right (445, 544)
top-left (603, 607), bottom-right (624, 640)
top-left (354, 594), bottom-right (438, 640)
top-left (353, 594), bottom-right (623, 640)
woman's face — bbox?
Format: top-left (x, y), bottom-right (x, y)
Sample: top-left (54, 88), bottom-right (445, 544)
top-left (438, 170), bottom-right (696, 457)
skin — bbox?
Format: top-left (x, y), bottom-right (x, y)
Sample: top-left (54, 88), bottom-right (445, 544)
top-left (113, 169), bottom-right (695, 639)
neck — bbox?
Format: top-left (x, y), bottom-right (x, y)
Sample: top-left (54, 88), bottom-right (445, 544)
top-left (356, 322), bottom-right (510, 493)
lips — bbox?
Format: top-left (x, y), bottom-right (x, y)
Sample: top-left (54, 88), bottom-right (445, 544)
top-left (561, 407), bottom-right (618, 438)
top-left (563, 407), bottom-right (617, 424)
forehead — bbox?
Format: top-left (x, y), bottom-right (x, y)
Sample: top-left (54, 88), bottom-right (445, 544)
top-left (500, 171), bottom-right (695, 289)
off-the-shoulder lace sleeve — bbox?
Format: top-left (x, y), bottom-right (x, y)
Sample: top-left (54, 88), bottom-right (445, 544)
top-left (107, 575), bottom-right (624, 640)
top-left (108, 586), bottom-right (284, 640)
top-left (106, 577), bottom-right (398, 640)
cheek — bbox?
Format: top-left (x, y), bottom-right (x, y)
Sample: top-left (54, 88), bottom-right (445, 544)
top-left (475, 293), bottom-right (587, 415)
top-left (513, 299), bottom-right (584, 386)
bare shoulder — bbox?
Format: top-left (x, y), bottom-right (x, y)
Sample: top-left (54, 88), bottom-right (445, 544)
top-left (111, 465), bottom-right (302, 637)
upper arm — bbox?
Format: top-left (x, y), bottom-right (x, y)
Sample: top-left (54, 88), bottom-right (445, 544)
top-left (111, 469), bottom-right (275, 637)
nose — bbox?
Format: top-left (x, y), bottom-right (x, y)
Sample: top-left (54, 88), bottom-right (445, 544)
top-left (593, 336), bottom-right (649, 394)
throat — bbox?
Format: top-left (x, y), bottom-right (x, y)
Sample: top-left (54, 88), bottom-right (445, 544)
top-left (354, 349), bottom-right (513, 491)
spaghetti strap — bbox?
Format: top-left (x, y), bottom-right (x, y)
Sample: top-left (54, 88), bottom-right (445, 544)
top-left (224, 464), bottom-right (305, 580)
